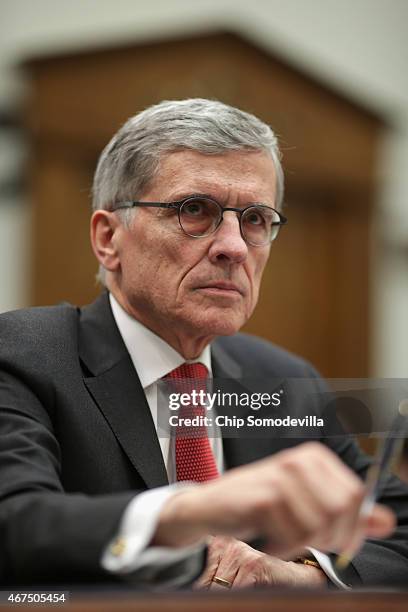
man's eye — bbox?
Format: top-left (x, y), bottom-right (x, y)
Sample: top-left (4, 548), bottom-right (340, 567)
top-left (246, 211), bottom-right (264, 226)
top-left (184, 201), bottom-right (207, 216)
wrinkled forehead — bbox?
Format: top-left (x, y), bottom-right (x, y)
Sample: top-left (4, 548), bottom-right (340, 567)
top-left (143, 149), bottom-right (277, 204)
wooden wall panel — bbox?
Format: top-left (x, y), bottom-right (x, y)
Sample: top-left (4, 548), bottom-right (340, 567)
top-left (24, 31), bottom-right (385, 378)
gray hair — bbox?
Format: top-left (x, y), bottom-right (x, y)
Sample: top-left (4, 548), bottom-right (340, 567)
top-left (92, 98), bottom-right (284, 283)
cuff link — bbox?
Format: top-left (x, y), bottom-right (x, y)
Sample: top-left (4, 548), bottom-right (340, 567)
top-left (110, 536), bottom-right (127, 557)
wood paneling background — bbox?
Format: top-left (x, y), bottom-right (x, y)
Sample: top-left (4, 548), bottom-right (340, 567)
top-left (24, 31), bottom-right (385, 378)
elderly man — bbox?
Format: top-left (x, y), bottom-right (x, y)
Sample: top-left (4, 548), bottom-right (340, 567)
top-left (0, 99), bottom-right (407, 589)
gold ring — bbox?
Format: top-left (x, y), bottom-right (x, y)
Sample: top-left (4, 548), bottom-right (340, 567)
top-left (212, 576), bottom-right (232, 588)
top-left (296, 556), bottom-right (321, 569)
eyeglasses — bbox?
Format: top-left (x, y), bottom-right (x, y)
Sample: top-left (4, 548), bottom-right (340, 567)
top-left (110, 195), bottom-right (287, 247)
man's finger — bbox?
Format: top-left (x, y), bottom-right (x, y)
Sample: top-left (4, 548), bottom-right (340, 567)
top-left (365, 504), bottom-right (396, 538)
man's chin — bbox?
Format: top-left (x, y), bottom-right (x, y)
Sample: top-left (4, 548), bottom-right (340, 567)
top-left (193, 313), bottom-right (245, 337)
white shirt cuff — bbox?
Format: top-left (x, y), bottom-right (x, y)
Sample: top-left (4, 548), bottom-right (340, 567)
top-left (307, 547), bottom-right (351, 590)
top-left (101, 484), bottom-right (205, 587)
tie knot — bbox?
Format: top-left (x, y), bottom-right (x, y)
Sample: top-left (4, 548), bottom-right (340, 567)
top-left (166, 362), bottom-right (208, 381)
top-left (164, 362), bottom-right (208, 396)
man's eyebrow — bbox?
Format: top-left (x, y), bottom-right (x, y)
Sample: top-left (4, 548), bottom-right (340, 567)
top-left (166, 192), bottom-right (275, 208)
top-left (166, 191), bottom-right (214, 202)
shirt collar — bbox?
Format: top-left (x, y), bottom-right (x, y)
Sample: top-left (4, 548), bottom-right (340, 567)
top-left (109, 293), bottom-right (212, 389)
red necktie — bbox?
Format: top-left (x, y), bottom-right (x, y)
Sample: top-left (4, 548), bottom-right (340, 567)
top-left (164, 363), bottom-right (219, 483)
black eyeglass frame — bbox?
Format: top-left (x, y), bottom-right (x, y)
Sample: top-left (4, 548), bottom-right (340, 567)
top-left (110, 196), bottom-right (288, 246)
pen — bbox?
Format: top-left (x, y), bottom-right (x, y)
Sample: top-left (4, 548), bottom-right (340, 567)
top-left (335, 398), bottom-right (408, 570)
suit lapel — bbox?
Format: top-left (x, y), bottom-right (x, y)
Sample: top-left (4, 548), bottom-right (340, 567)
top-left (211, 341), bottom-right (243, 380)
top-left (212, 338), bottom-right (286, 470)
top-left (78, 295), bottom-right (286, 484)
top-left (79, 293), bottom-right (168, 489)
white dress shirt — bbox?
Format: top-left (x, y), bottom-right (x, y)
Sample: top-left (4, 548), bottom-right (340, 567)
top-left (108, 293), bottom-right (223, 480)
top-left (101, 294), bottom-right (219, 584)
top-left (101, 293), bottom-right (348, 589)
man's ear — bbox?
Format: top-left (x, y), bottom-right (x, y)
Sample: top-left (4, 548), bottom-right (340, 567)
top-left (90, 210), bottom-right (121, 272)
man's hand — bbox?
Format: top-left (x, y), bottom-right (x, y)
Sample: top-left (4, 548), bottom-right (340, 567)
top-left (194, 536), bottom-right (327, 590)
top-left (154, 442), bottom-right (395, 559)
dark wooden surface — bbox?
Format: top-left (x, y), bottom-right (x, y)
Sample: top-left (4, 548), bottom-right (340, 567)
top-left (2, 589), bottom-right (408, 612)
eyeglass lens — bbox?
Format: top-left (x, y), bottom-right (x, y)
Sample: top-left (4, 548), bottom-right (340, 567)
top-left (179, 197), bottom-right (281, 245)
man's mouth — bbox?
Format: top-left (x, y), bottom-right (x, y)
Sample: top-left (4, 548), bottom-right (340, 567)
top-left (195, 281), bottom-right (244, 297)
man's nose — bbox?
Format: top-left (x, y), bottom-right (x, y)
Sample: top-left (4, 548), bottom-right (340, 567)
top-left (207, 212), bottom-right (248, 264)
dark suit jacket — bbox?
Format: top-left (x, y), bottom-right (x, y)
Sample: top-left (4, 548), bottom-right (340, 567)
top-left (0, 292), bottom-right (407, 587)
